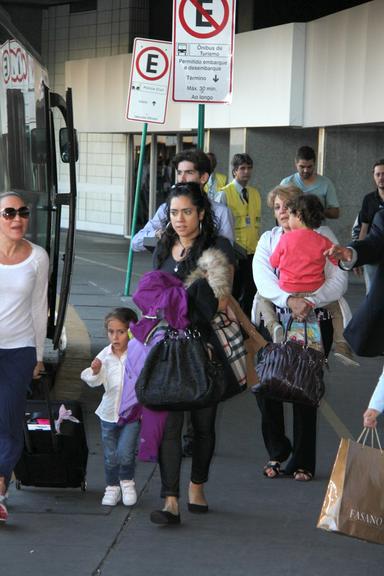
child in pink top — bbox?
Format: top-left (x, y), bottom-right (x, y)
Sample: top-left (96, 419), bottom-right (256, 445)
top-left (270, 196), bottom-right (338, 292)
top-left (262, 194), bottom-right (358, 366)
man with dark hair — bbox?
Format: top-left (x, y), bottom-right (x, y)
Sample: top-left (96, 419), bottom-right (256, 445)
top-left (216, 153), bottom-right (261, 316)
top-left (204, 152), bottom-right (227, 202)
top-left (131, 148), bottom-right (234, 251)
top-left (280, 145), bottom-right (340, 219)
top-left (172, 148), bottom-right (211, 179)
top-left (356, 158), bottom-right (384, 292)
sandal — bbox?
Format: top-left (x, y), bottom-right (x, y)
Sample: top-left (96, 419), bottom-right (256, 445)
top-left (263, 461), bottom-right (281, 478)
top-left (293, 469), bottom-right (313, 482)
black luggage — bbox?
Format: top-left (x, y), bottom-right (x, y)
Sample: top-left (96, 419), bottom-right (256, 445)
top-left (14, 378), bottom-right (88, 490)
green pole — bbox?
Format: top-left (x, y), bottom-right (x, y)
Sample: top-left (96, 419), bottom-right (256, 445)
top-left (124, 122), bottom-right (148, 296)
top-left (197, 103), bottom-right (205, 149)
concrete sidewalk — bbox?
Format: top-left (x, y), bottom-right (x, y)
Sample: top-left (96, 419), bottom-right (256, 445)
top-left (2, 232), bottom-right (383, 576)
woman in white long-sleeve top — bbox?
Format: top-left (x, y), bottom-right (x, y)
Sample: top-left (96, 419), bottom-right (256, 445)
top-left (252, 185), bottom-right (348, 481)
top-left (0, 192), bottom-right (49, 522)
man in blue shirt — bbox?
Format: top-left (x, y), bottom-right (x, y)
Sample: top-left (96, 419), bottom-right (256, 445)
top-left (131, 149), bottom-right (234, 251)
top-left (280, 145), bottom-right (340, 219)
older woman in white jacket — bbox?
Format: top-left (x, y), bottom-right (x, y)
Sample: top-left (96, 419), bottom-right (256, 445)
top-left (252, 185), bottom-right (349, 481)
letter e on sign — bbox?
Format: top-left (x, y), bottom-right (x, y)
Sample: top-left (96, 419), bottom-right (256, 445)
top-left (196, 0), bottom-right (213, 28)
top-left (146, 53), bottom-right (159, 73)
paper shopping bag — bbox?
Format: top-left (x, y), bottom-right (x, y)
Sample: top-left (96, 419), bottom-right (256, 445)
top-left (317, 435), bottom-right (384, 544)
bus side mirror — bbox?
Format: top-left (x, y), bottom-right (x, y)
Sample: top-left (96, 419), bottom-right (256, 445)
top-left (59, 127), bottom-right (79, 163)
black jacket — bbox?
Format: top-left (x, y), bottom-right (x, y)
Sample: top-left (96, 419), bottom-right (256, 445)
top-left (344, 210), bottom-right (384, 356)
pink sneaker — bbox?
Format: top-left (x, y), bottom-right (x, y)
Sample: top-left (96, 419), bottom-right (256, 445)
top-left (0, 502), bottom-right (8, 522)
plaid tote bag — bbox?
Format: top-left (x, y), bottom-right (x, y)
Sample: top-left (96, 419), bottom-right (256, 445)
top-left (211, 311), bottom-right (247, 387)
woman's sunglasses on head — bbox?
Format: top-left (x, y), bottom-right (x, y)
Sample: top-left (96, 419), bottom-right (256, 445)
top-left (0, 206), bottom-right (30, 220)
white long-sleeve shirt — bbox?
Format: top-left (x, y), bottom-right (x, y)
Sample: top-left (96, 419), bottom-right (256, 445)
top-left (81, 344), bottom-right (126, 422)
top-left (368, 367), bottom-right (384, 413)
top-left (0, 241), bottom-right (49, 361)
top-left (253, 225), bottom-right (348, 310)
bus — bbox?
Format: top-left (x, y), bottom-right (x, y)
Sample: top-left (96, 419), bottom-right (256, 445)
top-left (0, 8), bottom-right (77, 352)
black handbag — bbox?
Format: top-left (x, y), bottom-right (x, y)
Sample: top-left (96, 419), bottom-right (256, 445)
top-left (135, 327), bottom-right (224, 411)
top-left (252, 317), bottom-right (326, 406)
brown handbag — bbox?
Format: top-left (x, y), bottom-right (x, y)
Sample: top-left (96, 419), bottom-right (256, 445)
top-left (252, 316), bottom-right (326, 406)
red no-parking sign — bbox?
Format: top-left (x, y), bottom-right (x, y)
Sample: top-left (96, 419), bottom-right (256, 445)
top-left (126, 38), bottom-right (172, 124)
top-left (173, 0), bottom-right (236, 103)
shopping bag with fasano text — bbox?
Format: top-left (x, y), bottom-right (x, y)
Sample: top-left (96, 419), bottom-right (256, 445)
top-left (317, 429), bottom-right (384, 544)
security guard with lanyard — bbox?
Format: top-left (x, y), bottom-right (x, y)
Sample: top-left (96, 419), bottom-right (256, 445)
top-left (216, 153), bottom-right (261, 317)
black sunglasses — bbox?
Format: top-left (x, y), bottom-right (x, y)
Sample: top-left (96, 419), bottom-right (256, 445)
top-left (0, 206), bottom-right (30, 220)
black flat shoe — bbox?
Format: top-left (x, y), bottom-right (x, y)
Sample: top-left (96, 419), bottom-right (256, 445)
top-left (187, 503), bottom-right (209, 513)
top-left (150, 509), bottom-right (181, 525)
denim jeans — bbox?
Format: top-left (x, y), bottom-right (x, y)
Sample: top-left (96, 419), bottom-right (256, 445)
top-left (100, 419), bottom-right (140, 486)
top-left (0, 347), bottom-right (36, 487)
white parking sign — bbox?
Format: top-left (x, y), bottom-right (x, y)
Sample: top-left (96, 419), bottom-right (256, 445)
top-left (172, 0), bottom-right (236, 103)
top-left (126, 38), bottom-right (172, 124)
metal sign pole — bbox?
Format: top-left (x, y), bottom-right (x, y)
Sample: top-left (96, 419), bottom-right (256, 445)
top-left (124, 122), bottom-right (148, 296)
top-left (197, 103), bottom-right (205, 149)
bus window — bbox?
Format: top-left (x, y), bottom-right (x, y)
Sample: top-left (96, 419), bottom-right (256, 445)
top-left (31, 128), bottom-right (47, 164)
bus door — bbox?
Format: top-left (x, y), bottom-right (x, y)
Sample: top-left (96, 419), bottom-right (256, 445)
top-left (45, 87), bottom-right (78, 349)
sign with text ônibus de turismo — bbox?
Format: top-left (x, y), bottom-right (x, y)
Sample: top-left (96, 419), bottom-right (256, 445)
top-left (126, 38), bottom-right (172, 124)
top-left (172, 0), bottom-right (236, 104)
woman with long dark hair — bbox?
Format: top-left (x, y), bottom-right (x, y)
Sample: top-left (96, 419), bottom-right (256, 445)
top-left (150, 181), bottom-right (235, 525)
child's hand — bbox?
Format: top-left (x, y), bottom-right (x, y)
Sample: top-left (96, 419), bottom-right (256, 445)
top-left (363, 408), bottom-right (380, 428)
top-left (91, 358), bottom-right (102, 375)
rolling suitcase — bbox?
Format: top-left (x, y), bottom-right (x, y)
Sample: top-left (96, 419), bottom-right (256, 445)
top-left (14, 376), bottom-right (88, 490)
